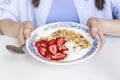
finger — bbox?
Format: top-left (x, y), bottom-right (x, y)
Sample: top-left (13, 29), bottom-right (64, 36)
top-left (90, 27), bottom-right (98, 37)
top-left (86, 21), bottom-right (98, 37)
top-left (23, 22), bottom-right (34, 39)
top-left (23, 28), bottom-right (32, 39)
top-left (97, 29), bottom-right (105, 53)
top-left (18, 26), bottom-right (26, 44)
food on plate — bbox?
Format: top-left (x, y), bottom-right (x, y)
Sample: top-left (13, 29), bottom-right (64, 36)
top-left (34, 29), bottom-right (91, 61)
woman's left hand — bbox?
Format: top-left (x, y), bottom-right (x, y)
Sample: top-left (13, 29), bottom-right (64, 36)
top-left (87, 17), bottom-right (105, 53)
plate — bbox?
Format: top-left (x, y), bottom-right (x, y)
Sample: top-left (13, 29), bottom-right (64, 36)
top-left (26, 22), bottom-right (100, 65)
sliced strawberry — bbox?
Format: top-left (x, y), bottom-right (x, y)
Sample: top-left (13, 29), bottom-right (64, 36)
top-left (35, 41), bottom-right (41, 48)
top-left (48, 39), bottom-right (56, 45)
top-left (35, 40), bottom-right (47, 48)
top-left (39, 40), bottom-right (48, 47)
top-left (44, 52), bottom-right (53, 60)
top-left (48, 44), bottom-right (57, 55)
top-left (52, 52), bottom-right (67, 61)
top-left (56, 37), bottom-right (65, 46)
top-left (38, 46), bottom-right (47, 55)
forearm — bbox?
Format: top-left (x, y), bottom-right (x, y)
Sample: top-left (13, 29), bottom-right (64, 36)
top-left (0, 19), bottom-right (21, 38)
top-left (101, 19), bottom-right (120, 36)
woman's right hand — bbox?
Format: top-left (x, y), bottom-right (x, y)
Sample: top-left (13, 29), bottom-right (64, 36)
top-left (18, 21), bottom-right (34, 44)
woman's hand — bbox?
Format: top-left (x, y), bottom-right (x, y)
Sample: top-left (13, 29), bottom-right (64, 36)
top-left (18, 21), bottom-right (34, 44)
top-left (87, 17), bottom-right (105, 52)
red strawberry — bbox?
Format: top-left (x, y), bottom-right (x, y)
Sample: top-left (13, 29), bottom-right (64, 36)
top-left (48, 44), bottom-right (57, 55)
top-left (39, 40), bottom-right (48, 47)
top-left (52, 52), bottom-right (67, 61)
top-left (48, 39), bottom-right (56, 45)
top-left (56, 37), bottom-right (65, 46)
top-left (44, 52), bottom-right (53, 60)
top-left (35, 41), bottom-right (41, 48)
top-left (38, 46), bottom-right (47, 55)
top-left (35, 40), bottom-right (47, 48)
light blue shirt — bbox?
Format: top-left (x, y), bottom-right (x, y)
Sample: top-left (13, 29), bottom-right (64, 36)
top-left (0, 0), bottom-right (120, 28)
top-left (0, 0), bottom-right (5, 4)
top-left (0, 0), bottom-right (10, 4)
top-left (46, 0), bottom-right (79, 24)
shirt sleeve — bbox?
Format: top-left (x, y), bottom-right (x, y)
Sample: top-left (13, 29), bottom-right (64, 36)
top-left (111, 0), bottom-right (120, 19)
top-left (0, 0), bottom-right (19, 22)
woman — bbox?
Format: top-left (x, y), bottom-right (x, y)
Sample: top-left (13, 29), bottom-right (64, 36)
top-left (0, 0), bottom-right (120, 52)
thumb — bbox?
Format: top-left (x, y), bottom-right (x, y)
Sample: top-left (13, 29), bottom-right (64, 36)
top-left (90, 28), bottom-right (98, 37)
top-left (23, 26), bottom-right (34, 39)
top-left (24, 28), bottom-right (32, 39)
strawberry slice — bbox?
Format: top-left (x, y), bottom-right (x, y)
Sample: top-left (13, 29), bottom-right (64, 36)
top-left (56, 37), bottom-right (65, 46)
top-left (39, 40), bottom-right (48, 47)
top-left (44, 52), bottom-right (53, 60)
top-left (48, 39), bottom-right (56, 45)
top-left (35, 41), bottom-right (41, 48)
top-left (52, 52), bottom-right (67, 61)
top-left (48, 44), bottom-right (57, 55)
top-left (35, 40), bottom-right (47, 48)
top-left (38, 46), bottom-right (47, 55)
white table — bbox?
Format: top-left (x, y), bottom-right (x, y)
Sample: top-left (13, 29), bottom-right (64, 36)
top-left (0, 35), bottom-right (120, 80)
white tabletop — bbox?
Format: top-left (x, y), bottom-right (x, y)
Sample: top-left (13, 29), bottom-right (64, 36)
top-left (0, 35), bottom-right (120, 80)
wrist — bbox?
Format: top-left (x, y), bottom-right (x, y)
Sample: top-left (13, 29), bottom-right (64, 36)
top-left (100, 19), bottom-right (115, 35)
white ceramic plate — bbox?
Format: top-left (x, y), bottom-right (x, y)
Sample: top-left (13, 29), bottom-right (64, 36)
top-left (26, 22), bottom-right (100, 65)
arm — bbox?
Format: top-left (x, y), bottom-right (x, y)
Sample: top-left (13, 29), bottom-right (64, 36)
top-left (102, 19), bottom-right (120, 36)
top-left (0, 19), bottom-right (21, 38)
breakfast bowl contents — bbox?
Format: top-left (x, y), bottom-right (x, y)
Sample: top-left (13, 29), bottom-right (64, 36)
top-left (34, 29), bottom-right (91, 61)
top-left (26, 22), bottom-right (100, 65)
